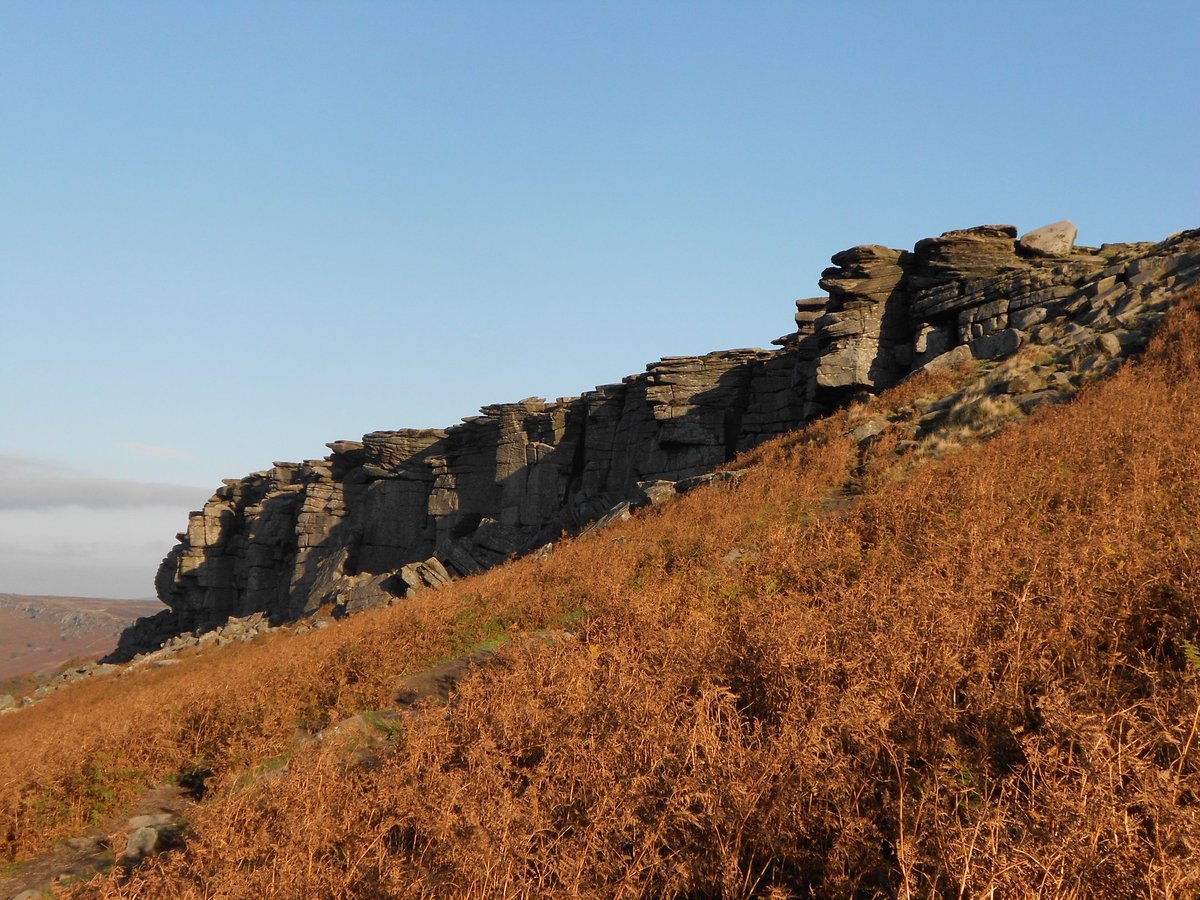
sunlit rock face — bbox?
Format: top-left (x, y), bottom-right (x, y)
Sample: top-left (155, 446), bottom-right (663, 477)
top-left (114, 221), bottom-right (1200, 658)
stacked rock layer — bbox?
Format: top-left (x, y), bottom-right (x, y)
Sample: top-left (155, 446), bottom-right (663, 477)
top-left (115, 222), bottom-right (1200, 658)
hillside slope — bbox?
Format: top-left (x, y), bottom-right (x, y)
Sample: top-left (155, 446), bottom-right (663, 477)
top-left (1, 284), bottom-right (1198, 896)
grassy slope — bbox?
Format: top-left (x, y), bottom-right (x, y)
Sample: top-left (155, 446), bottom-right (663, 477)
top-left (3, 290), bottom-right (1199, 897)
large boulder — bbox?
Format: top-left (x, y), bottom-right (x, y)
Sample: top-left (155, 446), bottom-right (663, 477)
top-left (1019, 220), bottom-right (1078, 257)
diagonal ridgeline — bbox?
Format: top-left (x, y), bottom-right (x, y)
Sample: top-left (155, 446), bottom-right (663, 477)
top-left (109, 221), bottom-right (1200, 661)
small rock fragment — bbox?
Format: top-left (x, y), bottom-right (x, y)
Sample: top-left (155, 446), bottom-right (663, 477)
top-left (849, 419), bottom-right (887, 446)
top-left (123, 825), bottom-right (160, 859)
top-left (675, 470), bottom-right (746, 495)
top-left (66, 835), bottom-right (104, 851)
top-left (722, 548), bottom-right (758, 565)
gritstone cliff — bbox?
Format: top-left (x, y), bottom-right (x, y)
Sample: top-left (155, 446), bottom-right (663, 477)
top-left (112, 221), bottom-right (1200, 659)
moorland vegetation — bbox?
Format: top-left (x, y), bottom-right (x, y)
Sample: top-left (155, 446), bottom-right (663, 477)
top-left (2, 289), bottom-right (1199, 897)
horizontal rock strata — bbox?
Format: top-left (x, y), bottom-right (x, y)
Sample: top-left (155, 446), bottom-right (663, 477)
top-left (114, 222), bottom-right (1200, 659)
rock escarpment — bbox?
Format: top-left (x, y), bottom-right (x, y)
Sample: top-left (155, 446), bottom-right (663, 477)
top-left (114, 222), bottom-right (1200, 659)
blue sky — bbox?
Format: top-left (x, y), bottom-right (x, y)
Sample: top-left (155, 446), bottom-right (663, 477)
top-left (2, 1), bottom-right (1197, 597)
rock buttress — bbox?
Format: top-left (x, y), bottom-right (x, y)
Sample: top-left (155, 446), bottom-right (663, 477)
top-left (119, 221), bottom-right (1200, 658)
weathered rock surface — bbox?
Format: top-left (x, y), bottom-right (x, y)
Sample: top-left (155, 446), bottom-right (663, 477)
top-left (912, 225), bottom-right (1023, 281)
top-left (1019, 219), bottom-right (1078, 257)
top-left (110, 221), bottom-right (1200, 659)
top-left (808, 245), bottom-right (912, 411)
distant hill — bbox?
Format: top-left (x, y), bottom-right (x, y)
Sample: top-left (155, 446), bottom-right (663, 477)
top-left (0, 594), bottom-right (161, 682)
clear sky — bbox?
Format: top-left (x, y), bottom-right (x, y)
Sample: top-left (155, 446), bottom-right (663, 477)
top-left (2, 1), bottom-right (1197, 598)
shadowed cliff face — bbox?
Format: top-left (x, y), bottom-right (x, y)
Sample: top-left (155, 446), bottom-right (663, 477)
top-left (114, 223), bottom-right (1200, 659)
top-left (115, 348), bottom-right (803, 656)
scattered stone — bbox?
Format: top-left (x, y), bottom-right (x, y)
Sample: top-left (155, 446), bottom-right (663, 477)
top-left (327, 574), bottom-right (400, 617)
top-left (398, 558), bottom-right (453, 594)
top-left (1016, 389), bottom-right (1072, 414)
top-left (969, 328), bottom-right (1025, 361)
top-left (437, 539), bottom-right (487, 578)
top-left (1085, 274), bottom-right (1119, 298)
top-left (675, 470), bottom-right (746, 495)
top-left (1009, 305), bottom-right (1049, 331)
top-left (122, 826), bottom-right (160, 859)
top-left (1094, 332), bottom-right (1123, 358)
top-left (636, 480), bottom-right (679, 507)
top-left (1081, 357), bottom-right (1121, 380)
top-left (0, 694), bottom-right (14, 712)
top-left (722, 548), bottom-right (758, 565)
top-left (849, 419), bottom-right (887, 446)
top-left (1126, 256), bottom-right (1172, 288)
top-left (1046, 371), bottom-right (1077, 390)
top-left (1079, 303), bottom-right (1112, 327)
top-left (909, 344), bottom-right (973, 377)
top-left (579, 502), bottom-right (636, 537)
top-left (66, 835), bottom-right (104, 852)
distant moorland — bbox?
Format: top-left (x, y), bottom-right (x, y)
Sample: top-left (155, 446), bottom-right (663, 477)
top-left (0, 594), bottom-right (160, 685)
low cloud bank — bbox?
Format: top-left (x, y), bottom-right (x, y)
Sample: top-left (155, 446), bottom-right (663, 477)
top-left (0, 456), bottom-right (208, 510)
top-left (0, 506), bottom-right (190, 599)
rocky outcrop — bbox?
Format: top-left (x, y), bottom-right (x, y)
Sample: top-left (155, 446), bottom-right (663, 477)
top-left (115, 221), bottom-right (1200, 658)
top-left (807, 244), bottom-right (912, 413)
top-left (114, 347), bottom-right (804, 658)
